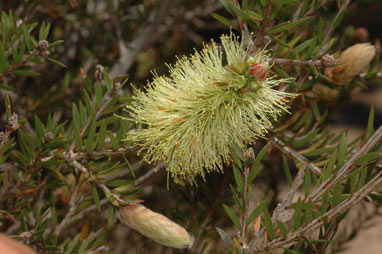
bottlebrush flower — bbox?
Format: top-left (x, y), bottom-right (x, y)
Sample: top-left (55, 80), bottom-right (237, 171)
top-left (125, 33), bottom-right (296, 180)
top-left (119, 204), bottom-right (193, 249)
top-left (325, 43), bottom-right (376, 85)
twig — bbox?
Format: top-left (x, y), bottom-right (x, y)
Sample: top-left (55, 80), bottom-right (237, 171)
top-left (132, 163), bottom-right (165, 188)
top-left (109, 0), bottom-right (173, 77)
top-left (272, 165), bottom-right (306, 223)
top-left (316, 0), bottom-right (351, 56)
top-left (66, 198), bottom-right (109, 226)
top-left (254, 169), bottom-right (382, 252)
top-left (241, 165), bottom-right (250, 251)
top-left (55, 185), bottom-right (79, 235)
top-left (309, 125), bottom-right (382, 201)
top-left (271, 136), bottom-right (322, 175)
top-left (254, 1), bottom-right (272, 47)
top-left (266, 57), bottom-right (323, 67)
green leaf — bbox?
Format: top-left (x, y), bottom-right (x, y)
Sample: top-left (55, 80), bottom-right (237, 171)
top-left (266, 33), bottom-right (292, 49)
top-left (246, 200), bottom-right (266, 226)
top-left (92, 183), bottom-right (101, 212)
top-left (47, 57), bottom-right (67, 68)
top-left (106, 179), bottom-right (134, 187)
top-left (97, 120), bottom-right (106, 150)
top-left (277, 220), bottom-right (288, 238)
top-left (14, 69), bottom-right (41, 76)
top-left (109, 133), bottom-right (119, 150)
top-left (22, 26), bottom-right (33, 51)
top-left (85, 119), bottom-right (97, 151)
top-left (48, 40), bottom-right (64, 48)
top-left (365, 106), bottom-right (374, 140)
top-left (320, 189), bottom-right (330, 213)
top-left (268, 16), bottom-right (314, 35)
top-left (230, 184), bottom-right (244, 213)
top-left (304, 199), bottom-right (313, 223)
top-left (323, 149), bottom-right (337, 181)
top-left (282, 156), bottom-right (293, 185)
top-left (72, 103), bottom-right (81, 128)
top-left (231, 141), bottom-right (243, 167)
top-left (39, 22), bottom-right (46, 41)
top-left (233, 164), bottom-right (244, 192)
top-left (293, 198), bottom-right (302, 229)
top-left (305, 165), bottom-right (311, 197)
top-left (337, 133), bottom-right (347, 168)
top-left (34, 115), bottom-right (45, 138)
top-left (317, 17), bottom-right (324, 43)
top-left (331, 11), bottom-right (345, 30)
top-left (293, 39), bottom-right (313, 55)
top-left (64, 233), bottom-right (80, 254)
top-left (263, 207), bottom-right (274, 240)
top-left (0, 83), bottom-right (15, 91)
top-left (94, 81), bottom-right (102, 108)
top-left (84, 91), bottom-right (95, 120)
top-left (355, 152), bottom-right (380, 165)
top-left (223, 204), bottom-right (241, 230)
top-left (108, 205), bottom-right (115, 229)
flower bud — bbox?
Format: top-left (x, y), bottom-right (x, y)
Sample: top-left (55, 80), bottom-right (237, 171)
top-left (38, 40), bottom-right (49, 51)
top-left (44, 132), bottom-right (54, 142)
top-left (325, 43), bottom-right (376, 85)
top-left (249, 63), bottom-right (269, 80)
top-left (119, 204), bottom-right (193, 249)
top-left (95, 64), bottom-right (105, 81)
top-left (243, 147), bottom-right (255, 162)
top-left (321, 54), bottom-right (335, 67)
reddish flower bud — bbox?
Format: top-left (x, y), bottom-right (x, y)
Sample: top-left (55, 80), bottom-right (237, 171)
top-left (249, 63), bottom-right (269, 80)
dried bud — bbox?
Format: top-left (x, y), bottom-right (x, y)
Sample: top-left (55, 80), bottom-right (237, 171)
top-left (248, 63), bottom-right (269, 80)
top-left (0, 131), bottom-right (5, 140)
top-left (321, 54), bottom-right (335, 67)
top-left (243, 147), bottom-right (255, 162)
top-left (95, 64), bottom-right (105, 81)
top-left (119, 204), bottom-right (193, 249)
top-left (44, 132), bottom-right (54, 142)
top-left (325, 43), bottom-right (376, 85)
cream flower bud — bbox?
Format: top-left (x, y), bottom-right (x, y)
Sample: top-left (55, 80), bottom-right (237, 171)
top-left (325, 43), bottom-right (376, 85)
top-left (125, 33), bottom-right (296, 180)
top-left (118, 204), bottom-right (193, 249)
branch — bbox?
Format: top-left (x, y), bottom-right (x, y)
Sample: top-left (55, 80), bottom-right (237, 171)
top-left (271, 136), bottom-right (322, 175)
top-left (316, 0), bottom-right (351, 56)
top-left (309, 124), bottom-right (382, 202)
top-left (55, 185), bottom-right (79, 235)
top-left (109, 0), bottom-right (173, 77)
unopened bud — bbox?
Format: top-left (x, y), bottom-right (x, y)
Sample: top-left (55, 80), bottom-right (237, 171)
top-left (244, 147), bottom-right (255, 162)
top-left (119, 204), bottom-right (193, 249)
top-left (321, 54), bottom-right (335, 67)
top-left (0, 131), bottom-right (5, 141)
top-left (38, 40), bottom-right (49, 51)
top-left (249, 63), bottom-right (269, 80)
top-left (95, 64), bottom-right (105, 81)
top-left (20, 231), bottom-right (32, 240)
top-left (44, 132), bottom-right (53, 142)
top-left (114, 82), bottom-right (121, 90)
top-left (325, 43), bottom-right (376, 85)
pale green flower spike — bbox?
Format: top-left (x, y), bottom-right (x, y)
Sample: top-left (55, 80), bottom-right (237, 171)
top-left (126, 33), bottom-right (296, 181)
